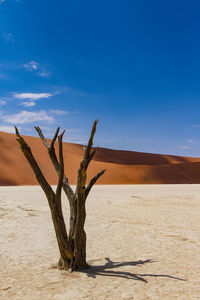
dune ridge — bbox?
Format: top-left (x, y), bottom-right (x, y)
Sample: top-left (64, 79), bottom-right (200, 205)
top-left (1, 131), bottom-right (200, 185)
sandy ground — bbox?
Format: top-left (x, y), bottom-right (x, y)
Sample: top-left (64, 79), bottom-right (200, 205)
top-left (0, 184), bottom-right (200, 300)
top-left (2, 131), bottom-right (200, 185)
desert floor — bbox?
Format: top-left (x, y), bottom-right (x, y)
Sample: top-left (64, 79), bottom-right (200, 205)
top-left (0, 185), bottom-right (200, 300)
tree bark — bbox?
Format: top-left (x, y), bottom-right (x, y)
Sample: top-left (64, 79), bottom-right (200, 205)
top-left (15, 127), bottom-right (72, 270)
top-left (73, 120), bottom-right (103, 269)
top-left (34, 126), bottom-right (77, 259)
top-left (16, 120), bottom-right (105, 271)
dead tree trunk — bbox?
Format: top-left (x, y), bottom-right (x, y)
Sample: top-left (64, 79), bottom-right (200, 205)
top-left (15, 120), bottom-right (105, 271)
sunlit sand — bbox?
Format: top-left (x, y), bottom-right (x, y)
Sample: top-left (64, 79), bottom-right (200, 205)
top-left (1, 184), bottom-right (200, 299)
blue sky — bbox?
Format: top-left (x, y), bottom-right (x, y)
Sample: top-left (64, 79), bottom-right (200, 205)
top-left (1, 0), bottom-right (200, 156)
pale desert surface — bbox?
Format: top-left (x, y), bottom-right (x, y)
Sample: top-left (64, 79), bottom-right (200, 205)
top-left (1, 184), bottom-right (200, 300)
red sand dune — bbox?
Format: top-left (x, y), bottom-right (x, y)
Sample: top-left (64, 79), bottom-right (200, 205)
top-left (1, 131), bottom-right (200, 185)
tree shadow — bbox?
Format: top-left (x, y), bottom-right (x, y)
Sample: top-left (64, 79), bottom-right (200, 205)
top-left (82, 258), bottom-right (186, 283)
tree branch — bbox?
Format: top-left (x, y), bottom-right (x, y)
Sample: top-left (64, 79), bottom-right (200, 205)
top-left (15, 127), bottom-right (55, 204)
top-left (56, 130), bottom-right (65, 199)
top-left (85, 169), bottom-right (106, 199)
top-left (16, 127), bottom-right (72, 268)
top-left (85, 146), bottom-right (99, 170)
top-left (34, 126), bottom-right (50, 149)
top-left (34, 126), bottom-right (75, 200)
top-left (83, 120), bottom-right (98, 164)
top-left (50, 127), bottom-right (60, 152)
top-left (35, 126), bottom-right (77, 251)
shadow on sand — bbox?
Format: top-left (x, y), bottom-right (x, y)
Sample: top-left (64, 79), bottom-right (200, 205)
top-left (82, 258), bottom-right (186, 283)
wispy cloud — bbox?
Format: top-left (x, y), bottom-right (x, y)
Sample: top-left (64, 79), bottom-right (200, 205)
top-left (61, 128), bottom-right (88, 145)
top-left (63, 136), bottom-right (88, 145)
top-left (21, 101), bottom-right (36, 107)
top-left (0, 0), bottom-right (22, 4)
top-left (50, 109), bottom-right (68, 115)
top-left (14, 92), bottom-right (52, 107)
top-left (2, 33), bottom-right (14, 43)
top-left (0, 99), bottom-right (6, 106)
top-left (52, 86), bottom-right (71, 95)
top-left (38, 70), bottom-right (51, 77)
top-left (186, 124), bottom-right (200, 132)
top-left (2, 110), bottom-right (54, 124)
top-left (187, 139), bottom-right (197, 144)
top-left (23, 61), bottom-right (50, 77)
top-left (178, 145), bottom-right (191, 149)
top-left (14, 92), bottom-right (52, 100)
top-left (0, 125), bottom-right (16, 133)
top-left (23, 61), bottom-right (39, 71)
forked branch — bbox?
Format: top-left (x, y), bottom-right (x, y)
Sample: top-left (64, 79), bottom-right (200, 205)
top-left (15, 126), bottom-right (72, 268)
top-left (34, 126), bottom-right (75, 200)
top-left (15, 120), bottom-right (106, 271)
top-left (50, 127), bottom-right (60, 152)
top-left (34, 126), bottom-right (50, 149)
top-left (35, 126), bottom-right (77, 256)
top-left (85, 169), bottom-right (106, 199)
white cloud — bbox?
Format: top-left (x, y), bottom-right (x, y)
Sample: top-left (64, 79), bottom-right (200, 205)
top-left (53, 86), bottom-right (71, 95)
top-left (179, 145), bottom-right (191, 149)
top-left (38, 125), bottom-right (53, 130)
top-left (2, 110), bottom-right (54, 124)
top-left (63, 136), bottom-right (88, 144)
top-left (0, 0), bottom-right (22, 4)
top-left (38, 70), bottom-right (51, 77)
top-left (187, 139), bottom-right (196, 144)
top-left (14, 92), bottom-right (52, 107)
top-left (50, 109), bottom-right (68, 115)
top-left (14, 92), bottom-right (52, 100)
top-left (0, 99), bottom-right (6, 106)
top-left (23, 61), bottom-right (39, 71)
top-left (2, 33), bottom-right (14, 43)
top-left (23, 61), bottom-right (50, 77)
top-left (0, 126), bottom-right (16, 133)
top-left (21, 101), bottom-right (36, 107)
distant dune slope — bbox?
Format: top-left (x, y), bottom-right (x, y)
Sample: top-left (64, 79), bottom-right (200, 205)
top-left (1, 131), bottom-right (200, 185)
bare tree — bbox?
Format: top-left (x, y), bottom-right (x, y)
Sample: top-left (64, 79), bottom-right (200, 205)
top-left (15, 120), bottom-right (105, 271)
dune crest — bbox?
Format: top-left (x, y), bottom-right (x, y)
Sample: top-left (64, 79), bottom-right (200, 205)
top-left (1, 131), bottom-right (200, 185)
